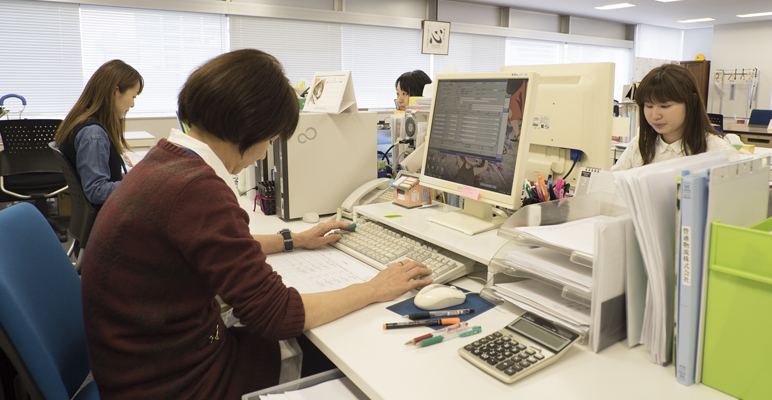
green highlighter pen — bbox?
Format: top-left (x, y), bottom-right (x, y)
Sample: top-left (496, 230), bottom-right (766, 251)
top-left (416, 326), bottom-right (482, 347)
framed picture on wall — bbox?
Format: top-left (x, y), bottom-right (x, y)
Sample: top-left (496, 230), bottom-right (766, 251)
top-left (421, 20), bottom-right (451, 55)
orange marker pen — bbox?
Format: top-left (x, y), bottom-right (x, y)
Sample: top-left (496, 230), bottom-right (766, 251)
top-left (383, 317), bottom-right (461, 330)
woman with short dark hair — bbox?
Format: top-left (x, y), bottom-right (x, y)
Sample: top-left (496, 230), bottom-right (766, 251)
top-left (81, 49), bottom-right (432, 400)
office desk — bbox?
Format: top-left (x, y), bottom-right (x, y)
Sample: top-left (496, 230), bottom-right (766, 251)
top-left (125, 131), bottom-right (157, 151)
top-left (723, 122), bottom-right (772, 148)
top-left (239, 196), bottom-right (734, 400)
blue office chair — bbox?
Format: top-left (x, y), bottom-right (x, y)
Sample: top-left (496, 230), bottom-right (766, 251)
top-left (0, 203), bottom-right (99, 400)
top-left (748, 109), bottom-right (772, 126)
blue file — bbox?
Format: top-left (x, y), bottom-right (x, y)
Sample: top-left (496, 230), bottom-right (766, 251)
top-left (675, 169), bottom-right (709, 386)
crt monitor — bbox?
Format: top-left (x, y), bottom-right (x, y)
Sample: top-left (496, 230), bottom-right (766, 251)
top-left (500, 63), bottom-right (615, 186)
top-left (419, 72), bottom-right (539, 235)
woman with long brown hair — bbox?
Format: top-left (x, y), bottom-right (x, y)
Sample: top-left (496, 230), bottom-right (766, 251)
top-left (55, 60), bottom-right (143, 205)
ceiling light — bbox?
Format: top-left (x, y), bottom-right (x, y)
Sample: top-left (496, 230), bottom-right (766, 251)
top-left (655, 0), bottom-right (681, 2)
top-left (737, 12), bottom-right (772, 18)
top-left (677, 18), bottom-right (716, 23)
top-left (595, 3), bottom-right (637, 10)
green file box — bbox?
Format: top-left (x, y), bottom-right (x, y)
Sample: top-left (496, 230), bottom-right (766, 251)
top-left (702, 217), bottom-right (772, 400)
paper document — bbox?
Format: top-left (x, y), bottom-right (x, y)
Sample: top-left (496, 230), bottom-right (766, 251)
top-left (574, 167), bottom-right (619, 196)
top-left (495, 280), bottom-right (591, 326)
top-left (511, 215), bottom-right (611, 256)
top-left (504, 248), bottom-right (592, 291)
top-left (267, 247), bottom-right (377, 294)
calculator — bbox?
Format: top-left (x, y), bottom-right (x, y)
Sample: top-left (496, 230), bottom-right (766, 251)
top-left (458, 312), bottom-right (581, 383)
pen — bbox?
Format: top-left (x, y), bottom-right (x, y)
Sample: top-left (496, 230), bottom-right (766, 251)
top-left (404, 308), bottom-right (474, 320)
top-left (536, 173), bottom-right (549, 203)
top-left (383, 317), bottom-right (460, 330)
top-left (416, 326), bottom-right (482, 347)
top-left (404, 322), bottom-right (469, 345)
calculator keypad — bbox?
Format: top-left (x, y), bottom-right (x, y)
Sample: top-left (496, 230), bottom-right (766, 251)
top-left (459, 329), bottom-right (558, 383)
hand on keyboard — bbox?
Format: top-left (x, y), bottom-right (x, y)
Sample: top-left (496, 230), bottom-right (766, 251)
top-left (365, 260), bottom-right (432, 303)
top-left (295, 220), bottom-right (355, 250)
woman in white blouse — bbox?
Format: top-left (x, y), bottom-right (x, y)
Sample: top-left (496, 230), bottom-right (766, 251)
top-left (611, 64), bottom-right (738, 171)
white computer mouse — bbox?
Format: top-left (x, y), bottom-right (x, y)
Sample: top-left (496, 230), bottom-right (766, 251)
top-left (414, 284), bottom-right (467, 310)
top-left (302, 212), bottom-right (320, 223)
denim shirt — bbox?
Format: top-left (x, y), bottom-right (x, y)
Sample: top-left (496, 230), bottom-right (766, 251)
top-left (74, 125), bottom-right (123, 204)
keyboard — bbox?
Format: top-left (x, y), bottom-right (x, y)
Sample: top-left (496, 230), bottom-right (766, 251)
top-left (330, 217), bottom-right (476, 285)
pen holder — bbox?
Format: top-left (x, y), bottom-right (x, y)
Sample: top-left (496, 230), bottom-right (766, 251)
top-left (256, 181), bottom-right (276, 215)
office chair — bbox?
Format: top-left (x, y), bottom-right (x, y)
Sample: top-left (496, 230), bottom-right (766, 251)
top-left (0, 203), bottom-right (99, 400)
top-left (50, 144), bottom-right (99, 273)
top-left (0, 119), bottom-right (69, 242)
top-left (707, 113), bottom-right (723, 130)
top-left (748, 109), bottom-right (772, 126)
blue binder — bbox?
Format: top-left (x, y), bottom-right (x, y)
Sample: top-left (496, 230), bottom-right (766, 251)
top-left (674, 169), bottom-right (708, 386)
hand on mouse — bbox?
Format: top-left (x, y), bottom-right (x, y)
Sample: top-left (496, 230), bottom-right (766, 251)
top-left (364, 260), bottom-right (433, 303)
top-left (294, 221), bottom-right (356, 250)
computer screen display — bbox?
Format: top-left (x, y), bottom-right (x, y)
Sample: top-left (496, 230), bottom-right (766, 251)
top-left (419, 72), bottom-right (538, 235)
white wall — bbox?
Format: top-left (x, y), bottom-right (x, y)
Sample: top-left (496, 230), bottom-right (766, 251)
top-left (709, 21), bottom-right (772, 118)
top-left (682, 28), bottom-right (712, 61)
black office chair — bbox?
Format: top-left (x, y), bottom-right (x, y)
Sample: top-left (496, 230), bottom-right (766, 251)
top-left (748, 109), bottom-right (772, 126)
top-left (0, 119), bottom-right (68, 241)
top-left (50, 144), bottom-right (99, 273)
top-left (707, 113), bottom-right (723, 130)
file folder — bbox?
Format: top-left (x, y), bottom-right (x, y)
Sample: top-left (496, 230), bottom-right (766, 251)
top-left (701, 217), bottom-right (772, 400)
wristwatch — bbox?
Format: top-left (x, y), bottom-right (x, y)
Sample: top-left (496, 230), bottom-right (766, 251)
top-left (278, 228), bottom-right (293, 252)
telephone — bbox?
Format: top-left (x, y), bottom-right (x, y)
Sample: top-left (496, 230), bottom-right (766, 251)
top-left (338, 177), bottom-right (392, 220)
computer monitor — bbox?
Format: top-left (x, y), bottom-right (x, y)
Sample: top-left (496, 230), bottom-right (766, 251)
top-left (499, 63), bottom-right (615, 186)
top-left (419, 72), bottom-right (539, 235)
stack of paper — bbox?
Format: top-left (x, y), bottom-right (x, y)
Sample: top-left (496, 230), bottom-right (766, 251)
top-left (509, 215), bottom-right (611, 259)
top-left (504, 248), bottom-right (592, 292)
top-left (494, 280), bottom-right (590, 335)
top-left (613, 152), bottom-right (730, 365)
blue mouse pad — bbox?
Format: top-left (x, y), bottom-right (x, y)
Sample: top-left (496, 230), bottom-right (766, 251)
top-left (386, 288), bottom-right (496, 330)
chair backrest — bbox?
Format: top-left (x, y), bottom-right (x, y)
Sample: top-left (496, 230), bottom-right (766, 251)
top-left (0, 120), bottom-right (63, 175)
top-left (50, 144), bottom-right (98, 247)
top-left (707, 113), bottom-right (723, 129)
top-left (748, 109), bottom-right (772, 126)
top-left (0, 203), bottom-right (94, 400)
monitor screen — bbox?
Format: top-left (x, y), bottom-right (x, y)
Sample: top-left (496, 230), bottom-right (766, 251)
top-left (419, 72), bottom-right (538, 235)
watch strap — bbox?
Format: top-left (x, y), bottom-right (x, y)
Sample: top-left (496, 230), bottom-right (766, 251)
top-left (278, 229), bottom-right (293, 252)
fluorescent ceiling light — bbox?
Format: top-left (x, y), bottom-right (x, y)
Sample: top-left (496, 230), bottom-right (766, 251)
top-left (677, 18), bottom-right (716, 23)
top-left (737, 12), bottom-right (772, 18)
top-left (655, 0), bottom-right (681, 2)
top-left (595, 3), bottom-right (637, 10)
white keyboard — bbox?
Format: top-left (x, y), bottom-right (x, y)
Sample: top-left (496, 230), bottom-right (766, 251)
top-left (330, 217), bottom-right (476, 284)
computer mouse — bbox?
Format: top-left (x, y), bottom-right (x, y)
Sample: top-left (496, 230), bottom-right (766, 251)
top-left (414, 284), bottom-right (467, 310)
top-left (302, 212), bottom-right (320, 223)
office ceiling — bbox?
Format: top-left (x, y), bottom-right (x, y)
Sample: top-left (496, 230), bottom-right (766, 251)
top-left (463, 0), bottom-right (772, 30)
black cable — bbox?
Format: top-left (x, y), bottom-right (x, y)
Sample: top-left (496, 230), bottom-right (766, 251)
top-left (563, 159), bottom-right (578, 180)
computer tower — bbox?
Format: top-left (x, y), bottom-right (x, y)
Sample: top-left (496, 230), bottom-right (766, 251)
top-left (273, 112), bottom-right (378, 220)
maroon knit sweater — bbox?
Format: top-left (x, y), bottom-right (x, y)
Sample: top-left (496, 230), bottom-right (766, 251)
top-left (81, 140), bottom-right (306, 399)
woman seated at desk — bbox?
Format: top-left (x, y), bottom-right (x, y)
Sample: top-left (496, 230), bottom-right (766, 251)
top-left (611, 64), bottom-right (738, 171)
top-left (395, 70), bottom-right (431, 111)
top-left (55, 60), bottom-right (143, 206)
top-left (80, 49), bottom-right (432, 400)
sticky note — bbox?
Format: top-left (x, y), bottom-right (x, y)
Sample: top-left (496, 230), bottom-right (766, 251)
top-left (461, 186), bottom-right (480, 200)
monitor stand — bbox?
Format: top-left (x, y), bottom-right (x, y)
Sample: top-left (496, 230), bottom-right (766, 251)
top-left (426, 198), bottom-right (507, 235)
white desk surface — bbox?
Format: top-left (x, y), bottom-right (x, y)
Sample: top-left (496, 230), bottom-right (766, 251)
top-left (239, 196), bottom-right (734, 400)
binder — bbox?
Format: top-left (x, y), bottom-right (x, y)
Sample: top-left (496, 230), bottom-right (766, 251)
top-left (674, 169), bottom-right (709, 385)
top-left (695, 155), bottom-right (771, 382)
top-left (701, 217), bottom-right (772, 399)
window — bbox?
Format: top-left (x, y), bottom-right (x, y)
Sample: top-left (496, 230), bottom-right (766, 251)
top-left (566, 43), bottom-right (632, 101)
top-left (80, 5), bottom-right (227, 117)
top-left (341, 24), bottom-right (431, 109)
top-left (433, 32), bottom-right (506, 76)
top-left (230, 16), bottom-right (342, 89)
top-left (505, 38), bottom-right (563, 65)
top-left (0, 0), bottom-right (83, 117)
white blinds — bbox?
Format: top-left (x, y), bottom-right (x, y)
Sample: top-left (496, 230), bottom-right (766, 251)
top-left (230, 15), bottom-right (342, 92)
top-left (0, 0), bottom-right (83, 117)
top-left (341, 24), bottom-right (431, 109)
top-left (433, 32), bottom-right (506, 76)
top-left (505, 38), bottom-right (563, 66)
top-left (80, 5), bottom-right (227, 117)
top-left (566, 43), bottom-right (632, 100)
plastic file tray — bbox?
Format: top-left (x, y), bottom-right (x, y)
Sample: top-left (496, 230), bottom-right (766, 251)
top-left (702, 217), bottom-right (772, 400)
top-left (498, 193), bottom-right (628, 267)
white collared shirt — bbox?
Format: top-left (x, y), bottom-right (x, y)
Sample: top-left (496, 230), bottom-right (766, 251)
top-left (611, 133), bottom-right (740, 171)
top-left (167, 128), bottom-right (240, 198)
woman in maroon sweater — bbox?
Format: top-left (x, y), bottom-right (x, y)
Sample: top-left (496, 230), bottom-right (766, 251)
top-left (81, 49), bottom-right (432, 400)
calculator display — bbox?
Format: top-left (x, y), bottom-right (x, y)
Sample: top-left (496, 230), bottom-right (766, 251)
top-left (508, 318), bottom-right (570, 353)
